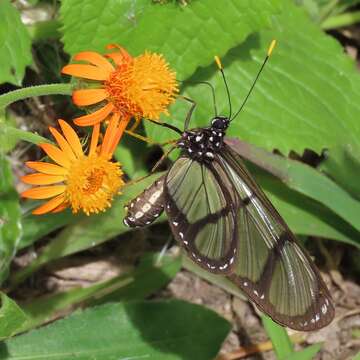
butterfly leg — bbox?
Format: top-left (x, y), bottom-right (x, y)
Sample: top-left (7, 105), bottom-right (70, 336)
top-left (178, 95), bottom-right (197, 130)
top-left (126, 144), bottom-right (177, 186)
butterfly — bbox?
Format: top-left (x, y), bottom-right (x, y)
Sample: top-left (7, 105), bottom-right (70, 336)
top-left (123, 41), bottom-right (335, 331)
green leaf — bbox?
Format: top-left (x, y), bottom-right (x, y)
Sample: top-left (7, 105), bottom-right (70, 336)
top-left (148, 1), bottom-right (360, 196)
top-left (1, 300), bottom-right (231, 360)
top-left (0, 155), bottom-right (22, 284)
top-left (19, 210), bottom-right (78, 250)
top-left (262, 316), bottom-right (293, 360)
top-left (226, 138), bottom-right (360, 233)
top-left (253, 163), bottom-right (360, 247)
top-left (0, 0), bottom-right (32, 85)
top-left (11, 173), bottom-right (165, 285)
top-left (61, 0), bottom-right (282, 78)
top-left (353, 352), bottom-right (360, 360)
top-left (0, 293), bottom-right (29, 340)
top-left (285, 344), bottom-right (322, 360)
top-left (21, 253), bottom-right (181, 332)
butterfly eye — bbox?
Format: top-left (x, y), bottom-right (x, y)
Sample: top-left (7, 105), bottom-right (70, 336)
top-left (211, 116), bottom-right (229, 130)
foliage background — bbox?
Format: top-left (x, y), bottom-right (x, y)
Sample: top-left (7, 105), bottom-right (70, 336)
top-left (0, 0), bottom-right (360, 359)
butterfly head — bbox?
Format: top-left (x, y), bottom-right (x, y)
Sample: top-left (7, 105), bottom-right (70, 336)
top-left (211, 116), bottom-right (230, 131)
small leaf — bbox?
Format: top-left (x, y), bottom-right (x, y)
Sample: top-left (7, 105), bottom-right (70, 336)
top-left (61, 0), bottom-right (282, 78)
top-left (0, 154), bottom-right (22, 284)
top-left (285, 343), bottom-right (322, 360)
top-left (352, 352), bottom-right (360, 360)
top-left (0, 0), bottom-right (32, 85)
top-left (1, 301), bottom-right (231, 360)
top-left (0, 293), bottom-right (29, 340)
top-left (262, 316), bottom-right (293, 360)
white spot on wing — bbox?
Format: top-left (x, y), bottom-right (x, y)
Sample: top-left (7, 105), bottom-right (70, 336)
top-left (321, 304), bottom-right (327, 314)
top-left (142, 203), bottom-right (151, 212)
top-left (149, 190), bottom-right (162, 204)
top-left (179, 232), bottom-right (184, 239)
top-left (135, 211), bottom-right (143, 219)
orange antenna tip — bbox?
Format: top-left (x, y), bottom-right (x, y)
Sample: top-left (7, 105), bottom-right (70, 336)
top-left (214, 55), bottom-right (223, 70)
top-left (267, 40), bottom-right (276, 57)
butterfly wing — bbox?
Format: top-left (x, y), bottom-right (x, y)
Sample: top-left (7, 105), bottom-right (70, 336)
top-left (124, 175), bottom-right (165, 228)
top-left (218, 144), bottom-right (334, 330)
top-left (164, 156), bottom-right (238, 274)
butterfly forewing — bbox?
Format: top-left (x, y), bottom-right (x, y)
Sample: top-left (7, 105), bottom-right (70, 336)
top-left (219, 145), bottom-right (334, 330)
top-left (164, 156), bottom-right (238, 273)
top-left (124, 175), bottom-right (165, 228)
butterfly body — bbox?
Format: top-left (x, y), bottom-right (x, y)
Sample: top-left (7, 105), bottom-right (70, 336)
top-left (177, 116), bottom-right (229, 162)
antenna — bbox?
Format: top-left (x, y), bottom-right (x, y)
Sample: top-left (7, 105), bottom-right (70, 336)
top-left (230, 39), bottom-right (276, 122)
top-left (214, 55), bottom-right (232, 119)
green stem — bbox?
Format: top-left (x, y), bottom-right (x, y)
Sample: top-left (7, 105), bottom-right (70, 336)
top-left (321, 10), bottom-right (360, 30)
top-left (0, 83), bottom-right (73, 109)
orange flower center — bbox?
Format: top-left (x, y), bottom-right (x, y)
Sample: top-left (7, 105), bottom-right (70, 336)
top-left (105, 52), bottom-right (178, 120)
top-left (65, 154), bottom-right (124, 215)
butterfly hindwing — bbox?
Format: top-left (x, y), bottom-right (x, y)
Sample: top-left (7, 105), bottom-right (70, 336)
top-left (124, 175), bottom-right (165, 228)
top-left (218, 145), bottom-right (334, 330)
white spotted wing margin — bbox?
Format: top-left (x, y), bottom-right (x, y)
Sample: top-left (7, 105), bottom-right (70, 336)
top-left (124, 175), bottom-right (165, 228)
top-left (219, 145), bottom-right (335, 331)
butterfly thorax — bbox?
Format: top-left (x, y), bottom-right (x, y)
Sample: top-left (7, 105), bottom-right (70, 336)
top-left (177, 116), bottom-right (230, 162)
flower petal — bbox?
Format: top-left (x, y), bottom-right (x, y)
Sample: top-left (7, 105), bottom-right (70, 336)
top-left (89, 123), bottom-right (100, 156)
top-left (108, 116), bottom-right (130, 156)
top-left (51, 202), bottom-right (69, 213)
top-left (72, 88), bottom-right (108, 106)
top-left (101, 113), bottom-right (120, 156)
top-left (22, 185), bottom-right (66, 199)
top-left (62, 64), bottom-right (109, 81)
top-left (106, 44), bottom-right (132, 66)
top-left (74, 51), bottom-right (114, 73)
top-left (49, 127), bottom-right (77, 161)
top-left (21, 173), bottom-right (65, 185)
top-left (73, 103), bottom-right (114, 126)
top-left (25, 161), bottom-right (67, 175)
top-left (39, 143), bottom-right (71, 168)
top-left (32, 194), bottom-right (67, 215)
top-left (58, 120), bottom-right (84, 158)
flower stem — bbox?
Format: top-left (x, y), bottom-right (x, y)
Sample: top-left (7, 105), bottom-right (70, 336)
top-left (0, 83), bottom-right (73, 110)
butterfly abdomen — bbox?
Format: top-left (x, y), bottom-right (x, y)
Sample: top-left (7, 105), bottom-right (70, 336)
top-left (124, 176), bottom-right (165, 228)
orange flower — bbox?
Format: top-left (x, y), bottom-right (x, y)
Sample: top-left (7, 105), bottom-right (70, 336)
top-left (61, 45), bottom-right (178, 130)
top-left (21, 118), bottom-right (126, 215)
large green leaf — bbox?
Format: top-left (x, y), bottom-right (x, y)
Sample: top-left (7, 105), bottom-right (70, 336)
top-left (0, 155), bottom-right (21, 284)
top-left (21, 253), bottom-right (181, 332)
top-left (0, 293), bottom-right (29, 340)
top-left (61, 0), bottom-right (282, 78)
top-left (147, 1), bottom-right (360, 196)
top-left (0, 0), bottom-right (32, 85)
top-left (0, 301), bottom-right (231, 360)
